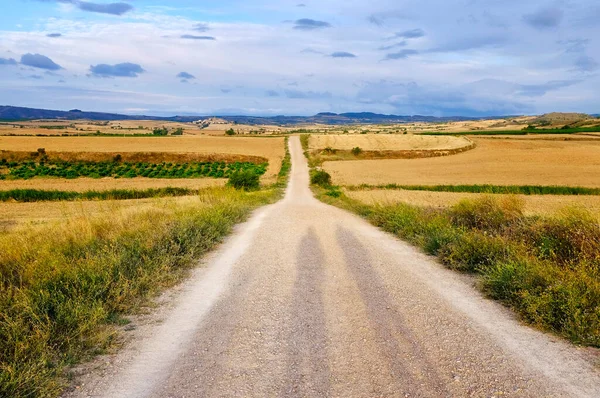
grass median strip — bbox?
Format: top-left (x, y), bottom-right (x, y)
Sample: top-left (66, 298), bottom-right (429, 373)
top-left (318, 190), bottom-right (600, 348)
top-left (346, 184), bottom-right (600, 196)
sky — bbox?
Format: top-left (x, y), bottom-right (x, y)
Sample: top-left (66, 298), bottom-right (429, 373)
top-left (0, 0), bottom-right (598, 117)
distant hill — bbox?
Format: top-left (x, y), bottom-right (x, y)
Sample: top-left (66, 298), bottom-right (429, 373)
top-left (529, 112), bottom-right (600, 129)
top-left (1, 105), bottom-right (499, 126)
top-left (0, 106), bottom-right (146, 122)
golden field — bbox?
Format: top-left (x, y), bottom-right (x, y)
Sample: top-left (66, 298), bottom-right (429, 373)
top-left (0, 135), bottom-right (285, 183)
top-left (308, 134), bottom-right (472, 151)
top-left (345, 189), bottom-right (600, 219)
top-left (323, 137), bottom-right (600, 187)
top-left (0, 195), bottom-right (205, 231)
top-left (0, 177), bottom-right (226, 192)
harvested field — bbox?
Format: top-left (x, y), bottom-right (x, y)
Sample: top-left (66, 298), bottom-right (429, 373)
top-left (309, 134), bottom-right (471, 151)
top-left (0, 136), bottom-right (285, 183)
top-left (0, 178), bottom-right (225, 192)
top-left (323, 138), bottom-right (600, 187)
top-left (345, 189), bottom-right (600, 219)
top-left (0, 195), bottom-right (204, 231)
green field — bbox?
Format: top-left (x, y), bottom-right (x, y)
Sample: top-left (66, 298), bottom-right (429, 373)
top-left (347, 184), bottom-right (600, 196)
top-left (0, 159), bottom-right (267, 180)
top-left (420, 126), bottom-right (600, 136)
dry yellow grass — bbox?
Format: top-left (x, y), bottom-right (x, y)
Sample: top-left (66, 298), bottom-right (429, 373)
top-left (309, 134), bottom-right (472, 151)
top-left (323, 138), bottom-right (600, 187)
top-left (0, 136), bottom-right (285, 183)
top-left (0, 178), bottom-right (225, 192)
top-left (345, 189), bottom-right (600, 219)
top-left (0, 195), bottom-right (205, 231)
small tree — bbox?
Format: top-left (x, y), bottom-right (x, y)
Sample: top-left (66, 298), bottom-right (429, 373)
top-left (310, 170), bottom-right (331, 187)
top-left (351, 146), bottom-right (363, 156)
top-left (153, 127), bottom-right (169, 136)
top-left (225, 128), bottom-right (236, 136)
top-left (228, 170), bottom-right (260, 190)
top-left (172, 127), bottom-right (184, 136)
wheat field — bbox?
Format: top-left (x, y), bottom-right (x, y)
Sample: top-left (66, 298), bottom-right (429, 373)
top-left (323, 138), bottom-right (600, 187)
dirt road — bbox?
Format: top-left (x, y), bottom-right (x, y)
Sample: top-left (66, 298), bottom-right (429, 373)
top-left (68, 137), bottom-right (600, 397)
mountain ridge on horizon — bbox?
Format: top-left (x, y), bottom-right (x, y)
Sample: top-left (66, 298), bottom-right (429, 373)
top-left (0, 105), bottom-right (515, 126)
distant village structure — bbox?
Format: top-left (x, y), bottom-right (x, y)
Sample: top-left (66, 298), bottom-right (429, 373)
top-left (194, 117), bottom-right (229, 129)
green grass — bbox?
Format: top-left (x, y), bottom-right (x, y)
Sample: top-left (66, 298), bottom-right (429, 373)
top-left (0, 187), bottom-right (197, 202)
top-left (274, 137), bottom-right (291, 188)
top-left (0, 187), bottom-right (279, 398)
top-left (0, 159), bottom-right (267, 181)
top-left (420, 126), bottom-right (600, 136)
top-left (300, 134), bottom-right (310, 152)
top-left (319, 192), bottom-right (600, 348)
top-left (347, 184), bottom-right (600, 196)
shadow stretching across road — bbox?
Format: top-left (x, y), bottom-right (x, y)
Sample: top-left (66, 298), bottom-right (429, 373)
top-left (282, 227), bottom-right (331, 397)
top-left (336, 225), bottom-right (450, 396)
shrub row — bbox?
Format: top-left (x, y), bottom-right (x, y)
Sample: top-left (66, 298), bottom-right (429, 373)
top-left (348, 183), bottom-right (600, 196)
top-left (0, 187), bottom-right (196, 202)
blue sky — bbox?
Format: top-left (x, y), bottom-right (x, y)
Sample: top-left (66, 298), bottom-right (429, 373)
top-left (0, 0), bottom-right (598, 116)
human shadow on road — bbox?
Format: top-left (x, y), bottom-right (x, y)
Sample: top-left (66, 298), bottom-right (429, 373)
top-left (336, 225), bottom-right (449, 396)
top-left (282, 227), bottom-right (331, 397)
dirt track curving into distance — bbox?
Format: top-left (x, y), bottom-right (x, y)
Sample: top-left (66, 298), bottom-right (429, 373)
top-left (66, 136), bottom-right (600, 398)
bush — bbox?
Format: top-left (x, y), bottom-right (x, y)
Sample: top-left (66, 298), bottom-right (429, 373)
top-left (225, 128), bottom-right (236, 136)
top-left (351, 147), bottom-right (363, 156)
top-left (450, 195), bottom-right (524, 232)
top-left (310, 170), bottom-right (332, 187)
top-left (439, 232), bottom-right (512, 273)
top-left (325, 188), bottom-right (342, 198)
top-left (152, 127), bottom-right (168, 136)
top-left (228, 170), bottom-right (260, 190)
top-left (522, 208), bottom-right (600, 265)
